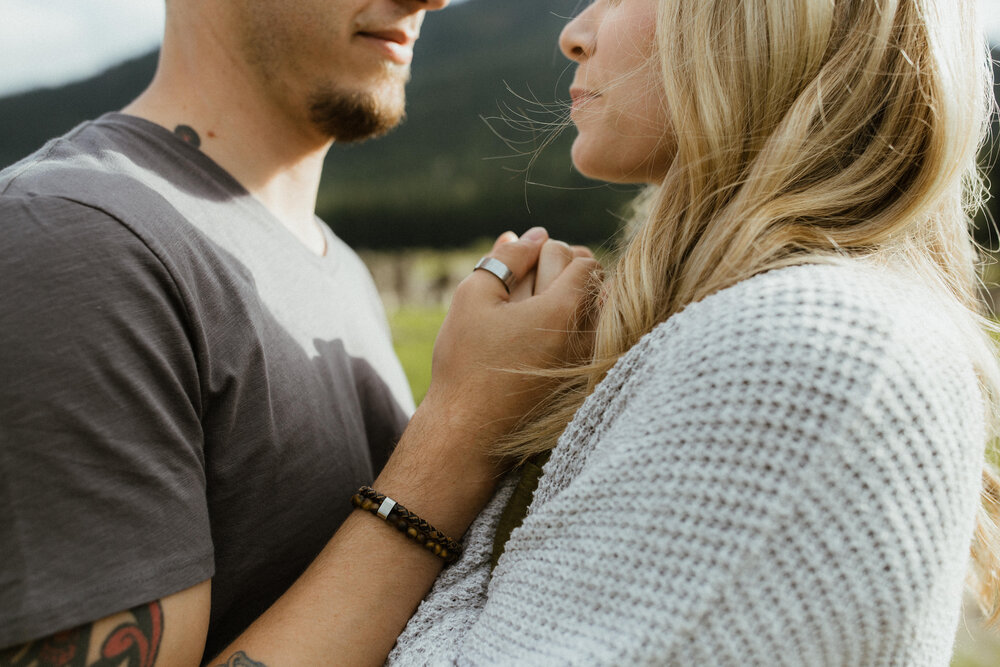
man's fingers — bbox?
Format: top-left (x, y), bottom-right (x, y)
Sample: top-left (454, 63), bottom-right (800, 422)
top-left (570, 245), bottom-right (594, 259)
top-left (535, 240), bottom-right (575, 295)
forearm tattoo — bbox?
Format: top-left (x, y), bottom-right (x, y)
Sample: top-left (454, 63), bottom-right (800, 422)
top-left (214, 652), bottom-right (266, 667)
top-left (0, 601), bottom-right (163, 667)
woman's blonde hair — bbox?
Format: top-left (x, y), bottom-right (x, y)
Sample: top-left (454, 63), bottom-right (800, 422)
top-left (502, 0), bottom-right (1000, 621)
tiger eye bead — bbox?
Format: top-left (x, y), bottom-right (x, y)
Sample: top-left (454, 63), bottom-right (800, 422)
top-left (351, 486), bottom-right (461, 565)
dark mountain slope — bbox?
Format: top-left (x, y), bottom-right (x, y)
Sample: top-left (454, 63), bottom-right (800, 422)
top-left (0, 0), bottom-right (634, 248)
top-left (1, 5), bottom-right (995, 248)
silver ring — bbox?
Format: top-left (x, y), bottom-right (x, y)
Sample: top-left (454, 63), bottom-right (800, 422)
top-left (474, 256), bottom-right (516, 293)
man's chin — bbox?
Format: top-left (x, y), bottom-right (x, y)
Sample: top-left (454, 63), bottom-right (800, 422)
top-left (308, 85), bottom-right (406, 143)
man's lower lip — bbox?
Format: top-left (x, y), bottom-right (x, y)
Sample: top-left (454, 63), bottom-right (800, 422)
top-left (359, 35), bottom-right (413, 65)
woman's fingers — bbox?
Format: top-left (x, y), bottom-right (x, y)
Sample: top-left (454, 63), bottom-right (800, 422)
top-left (510, 269), bottom-right (536, 302)
top-left (535, 240), bottom-right (575, 295)
top-left (491, 231), bottom-right (518, 251)
top-left (544, 256), bottom-right (602, 306)
top-left (543, 255), bottom-right (603, 325)
top-left (478, 231), bottom-right (591, 300)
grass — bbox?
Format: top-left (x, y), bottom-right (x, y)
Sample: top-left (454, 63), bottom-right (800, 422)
top-left (388, 306), bottom-right (447, 404)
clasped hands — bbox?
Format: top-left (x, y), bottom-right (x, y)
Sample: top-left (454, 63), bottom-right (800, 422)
top-left (423, 227), bottom-right (601, 455)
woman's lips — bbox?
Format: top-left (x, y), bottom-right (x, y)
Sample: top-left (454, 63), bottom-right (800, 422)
top-left (569, 87), bottom-right (600, 112)
top-left (357, 29), bottom-right (415, 66)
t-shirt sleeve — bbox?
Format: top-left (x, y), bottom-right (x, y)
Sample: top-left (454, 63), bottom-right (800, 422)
top-left (0, 195), bottom-right (214, 647)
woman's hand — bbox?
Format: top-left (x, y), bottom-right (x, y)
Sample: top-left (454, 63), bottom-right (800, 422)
top-left (375, 227), bottom-right (599, 539)
top-left (506, 234), bottom-right (596, 301)
top-left (207, 233), bottom-right (598, 667)
top-left (423, 227), bottom-right (600, 452)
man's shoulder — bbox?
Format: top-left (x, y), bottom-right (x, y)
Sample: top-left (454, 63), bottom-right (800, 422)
top-left (0, 119), bottom-right (95, 188)
top-left (0, 114), bottom-right (244, 291)
top-left (2, 115), bottom-right (179, 223)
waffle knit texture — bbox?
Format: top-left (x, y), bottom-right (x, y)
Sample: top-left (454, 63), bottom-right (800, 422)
top-left (387, 262), bottom-right (986, 666)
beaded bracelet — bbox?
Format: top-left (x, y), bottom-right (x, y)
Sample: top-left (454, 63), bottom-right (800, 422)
top-left (351, 486), bottom-right (462, 564)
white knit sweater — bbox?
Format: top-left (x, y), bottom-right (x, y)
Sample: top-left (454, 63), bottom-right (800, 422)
top-left (387, 263), bottom-right (985, 666)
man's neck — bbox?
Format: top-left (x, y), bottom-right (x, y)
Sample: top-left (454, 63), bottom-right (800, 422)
top-left (123, 11), bottom-right (332, 255)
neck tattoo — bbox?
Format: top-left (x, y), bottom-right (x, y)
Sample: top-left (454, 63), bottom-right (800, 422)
top-left (174, 124), bottom-right (201, 148)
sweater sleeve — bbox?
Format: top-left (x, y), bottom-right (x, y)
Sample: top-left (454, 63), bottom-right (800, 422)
top-left (414, 267), bottom-right (984, 666)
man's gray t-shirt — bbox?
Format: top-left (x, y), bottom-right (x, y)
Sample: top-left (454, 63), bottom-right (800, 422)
top-left (0, 113), bottom-right (414, 657)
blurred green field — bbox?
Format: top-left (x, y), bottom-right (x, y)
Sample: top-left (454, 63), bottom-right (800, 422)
top-left (953, 605), bottom-right (1000, 666)
top-left (389, 306), bottom-right (446, 405)
top-left (386, 302), bottom-right (1000, 665)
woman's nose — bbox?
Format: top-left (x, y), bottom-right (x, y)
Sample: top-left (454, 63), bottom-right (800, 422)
top-left (416, 0), bottom-right (450, 10)
top-left (559, 6), bottom-right (597, 62)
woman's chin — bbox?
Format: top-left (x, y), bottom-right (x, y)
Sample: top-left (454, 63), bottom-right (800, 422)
top-left (571, 145), bottom-right (620, 183)
top-left (570, 144), bottom-right (660, 185)
top-left (569, 143), bottom-right (596, 180)
top-left (571, 160), bottom-right (655, 185)
top-left (570, 162), bottom-right (605, 182)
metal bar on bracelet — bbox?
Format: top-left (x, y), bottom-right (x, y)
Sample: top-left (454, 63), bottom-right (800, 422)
top-left (351, 486), bottom-right (462, 564)
top-left (474, 256), bottom-right (516, 293)
top-left (377, 497), bottom-right (397, 520)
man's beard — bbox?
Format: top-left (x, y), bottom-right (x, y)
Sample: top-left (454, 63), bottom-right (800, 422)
top-left (308, 84), bottom-right (406, 143)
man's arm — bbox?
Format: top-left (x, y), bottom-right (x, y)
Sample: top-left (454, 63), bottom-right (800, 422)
top-left (207, 233), bottom-right (600, 665)
top-left (0, 582), bottom-right (209, 667)
top-left (1, 232), bottom-right (598, 667)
